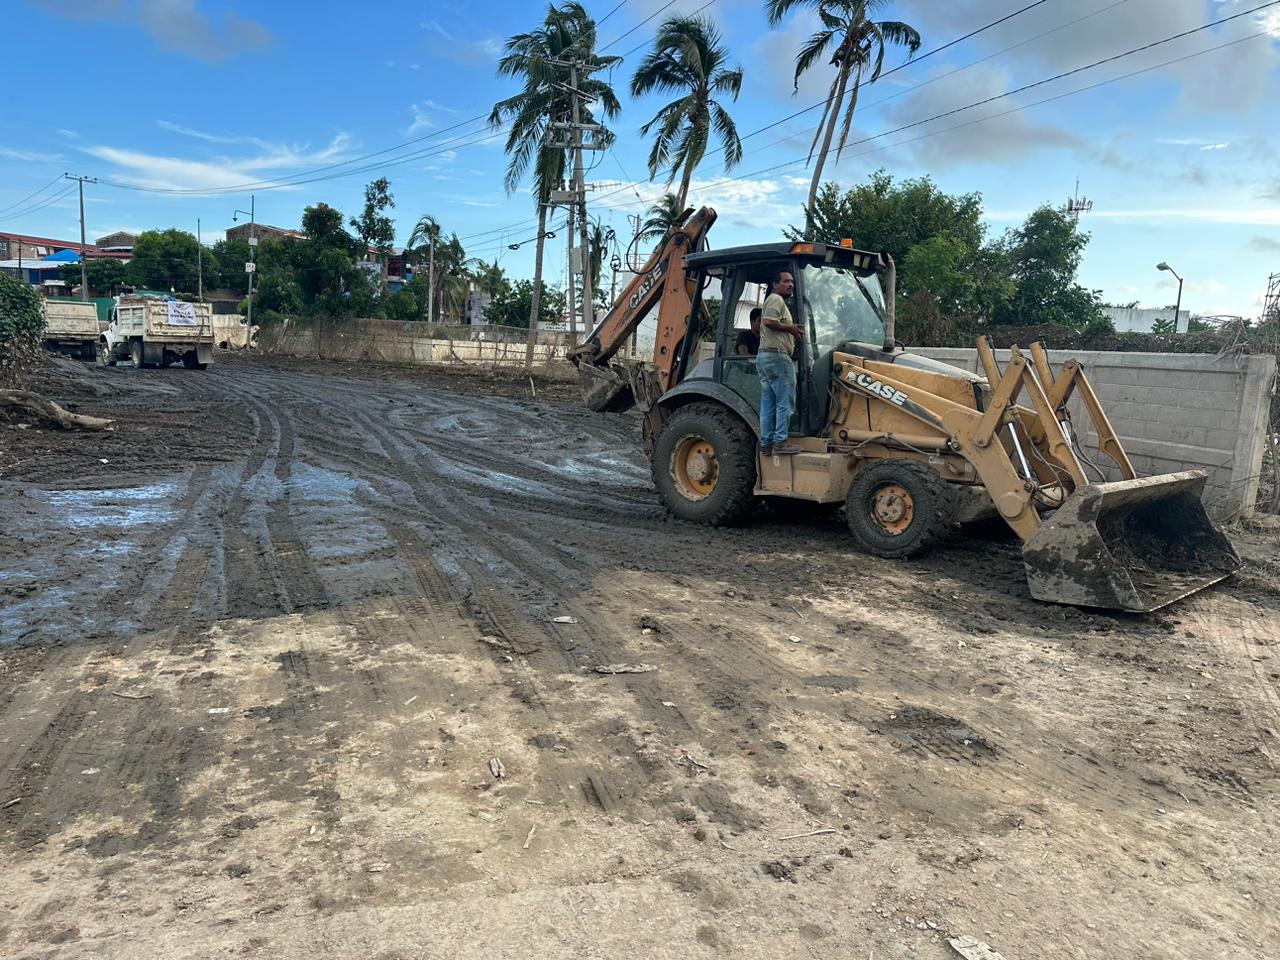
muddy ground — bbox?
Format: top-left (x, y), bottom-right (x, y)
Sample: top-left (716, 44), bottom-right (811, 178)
top-left (2, 353), bottom-right (1278, 960)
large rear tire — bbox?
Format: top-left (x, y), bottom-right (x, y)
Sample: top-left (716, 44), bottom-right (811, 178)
top-left (846, 459), bottom-right (952, 559)
top-left (182, 351), bottom-right (207, 370)
top-left (129, 340), bottom-right (143, 369)
top-left (651, 402), bottom-right (757, 526)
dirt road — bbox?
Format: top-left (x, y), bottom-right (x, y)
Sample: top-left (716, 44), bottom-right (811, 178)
top-left (2, 355), bottom-right (1279, 959)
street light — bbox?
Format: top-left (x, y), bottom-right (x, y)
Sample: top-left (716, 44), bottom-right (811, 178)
top-left (233, 194), bottom-right (256, 330)
top-left (1156, 261), bottom-right (1183, 333)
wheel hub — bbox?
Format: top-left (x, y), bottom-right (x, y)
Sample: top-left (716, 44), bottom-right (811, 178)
top-left (671, 436), bottom-right (719, 500)
top-left (871, 483), bottom-right (914, 535)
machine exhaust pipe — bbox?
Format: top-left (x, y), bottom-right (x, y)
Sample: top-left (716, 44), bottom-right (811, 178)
top-left (881, 254), bottom-right (896, 352)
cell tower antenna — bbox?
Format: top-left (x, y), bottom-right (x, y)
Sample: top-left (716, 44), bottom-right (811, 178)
top-left (1065, 177), bottom-right (1094, 222)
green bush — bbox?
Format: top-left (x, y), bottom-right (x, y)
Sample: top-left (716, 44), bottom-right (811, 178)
top-left (0, 273), bottom-right (45, 385)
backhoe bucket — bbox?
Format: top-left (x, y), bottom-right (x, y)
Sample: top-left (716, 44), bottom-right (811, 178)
top-left (1022, 471), bottom-right (1240, 612)
top-left (578, 363), bottom-right (634, 413)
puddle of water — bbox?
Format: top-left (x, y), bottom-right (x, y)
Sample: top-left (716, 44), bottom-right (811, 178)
top-left (37, 482), bottom-right (181, 529)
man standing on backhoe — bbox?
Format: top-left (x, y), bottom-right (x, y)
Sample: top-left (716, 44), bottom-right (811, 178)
top-left (757, 269), bottom-right (804, 456)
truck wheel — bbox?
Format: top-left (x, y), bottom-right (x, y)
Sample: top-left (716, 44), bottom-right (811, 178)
top-left (96, 342), bottom-right (113, 366)
top-left (845, 459), bottom-right (952, 559)
top-left (182, 351), bottom-right (207, 370)
top-left (651, 402), bottom-right (757, 526)
top-left (129, 340), bottom-right (143, 369)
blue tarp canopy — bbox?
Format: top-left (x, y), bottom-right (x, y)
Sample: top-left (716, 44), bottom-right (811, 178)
top-left (41, 249), bottom-right (81, 262)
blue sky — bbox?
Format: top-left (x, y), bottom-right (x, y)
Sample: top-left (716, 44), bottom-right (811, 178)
top-left (3, 0), bottom-right (1279, 317)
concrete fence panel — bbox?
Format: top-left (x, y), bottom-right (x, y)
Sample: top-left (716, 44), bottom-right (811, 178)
top-left (914, 347), bottom-right (1277, 520)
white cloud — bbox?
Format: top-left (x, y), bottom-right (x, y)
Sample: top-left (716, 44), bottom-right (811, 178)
top-left (593, 175), bottom-right (806, 233)
top-left (420, 17), bottom-right (504, 63)
top-left (1087, 207), bottom-right (1280, 226)
top-left (0, 146), bottom-right (64, 162)
top-left (36, 0), bottom-right (271, 63)
top-left (875, 62), bottom-right (1081, 167)
top-left (84, 132), bottom-right (355, 191)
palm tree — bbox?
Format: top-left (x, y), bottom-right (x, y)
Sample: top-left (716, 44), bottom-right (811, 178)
top-left (630, 15), bottom-right (743, 210)
top-left (407, 215), bottom-right (471, 322)
top-left (471, 259), bottom-right (509, 300)
top-left (637, 192), bottom-right (685, 246)
top-left (766, 0), bottom-right (921, 239)
top-left (489, 2), bottom-right (621, 354)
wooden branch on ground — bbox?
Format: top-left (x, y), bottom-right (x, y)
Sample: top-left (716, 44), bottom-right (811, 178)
top-left (0, 390), bottom-right (115, 431)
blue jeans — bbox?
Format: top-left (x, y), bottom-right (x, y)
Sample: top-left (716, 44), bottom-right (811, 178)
top-left (756, 349), bottom-right (795, 447)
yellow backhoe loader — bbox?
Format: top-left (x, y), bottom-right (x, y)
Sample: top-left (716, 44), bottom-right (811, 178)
top-left (570, 207), bottom-right (1239, 611)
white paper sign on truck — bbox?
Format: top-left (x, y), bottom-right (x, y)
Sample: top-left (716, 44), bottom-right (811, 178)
top-left (167, 301), bottom-right (198, 326)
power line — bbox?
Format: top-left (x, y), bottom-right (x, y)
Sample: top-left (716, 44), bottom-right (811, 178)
top-left (743, 0), bottom-right (1067, 143)
top-left (586, 18), bottom-right (1274, 215)
top-left (98, 124), bottom-right (508, 196)
top-left (596, 0), bottom-right (628, 26)
top-left (747, 0), bottom-right (1135, 150)
top-left (600, 0), bottom-right (678, 50)
top-left (0, 184), bottom-right (78, 224)
top-left (0, 174), bottom-right (65, 218)
top-left (615, 0), bottom-right (716, 59)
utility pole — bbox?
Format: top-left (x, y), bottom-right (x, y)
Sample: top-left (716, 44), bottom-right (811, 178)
top-left (547, 57), bottom-right (606, 346)
top-left (570, 61), bottom-right (593, 341)
top-left (197, 217), bottom-right (203, 301)
top-left (565, 201), bottom-right (577, 344)
top-left (64, 173), bottom-right (97, 301)
top-left (427, 235), bottom-right (435, 324)
top-left (233, 195), bottom-right (255, 328)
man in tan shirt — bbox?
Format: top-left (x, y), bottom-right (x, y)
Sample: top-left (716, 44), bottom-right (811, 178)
top-left (756, 269), bottom-right (805, 455)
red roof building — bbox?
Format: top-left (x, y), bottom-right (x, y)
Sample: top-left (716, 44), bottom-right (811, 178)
top-left (0, 231), bottom-right (130, 261)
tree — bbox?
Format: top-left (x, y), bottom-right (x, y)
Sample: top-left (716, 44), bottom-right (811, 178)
top-left (350, 177), bottom-right (396, 266)
top-left (766, 0), bottom-right (921, 239)
top-left (407, 215), bottom-right (471, 322)
top-left (630, 15), bottom-right (743, 209)
top-left (485, 279), bottom-right (566, 329)
top-left (490, 2), bottom-right (620, 349)
top-left (638, 192), bottom-right (683, 245)
top-left (791, 170), bottom-right (1009, 316)
top-left (208, 237), bottom-right (252, 291)
top-left (0, 272), bottom-right (44, 384)
top-left (993, 205), bottom-right (1108, 334)
top-left (126, 228), bottom-right (203, 293)
top-left (59, 257), bottom-right (129, 296)
top-left (471, 260), bottom-right (510, 300)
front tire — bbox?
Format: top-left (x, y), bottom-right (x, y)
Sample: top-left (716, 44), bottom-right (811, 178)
top-left (846, 459), bottom-right (952, 559)
top-left (651, 402), bottom-right (757, 525)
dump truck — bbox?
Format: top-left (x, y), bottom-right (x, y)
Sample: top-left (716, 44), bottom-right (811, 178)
top-left (570, 207), bottom-right (1239, 612)
top-left (42, 299), bottom-right (102, 361)
top-left (99, 296), bottom-right (215, 369)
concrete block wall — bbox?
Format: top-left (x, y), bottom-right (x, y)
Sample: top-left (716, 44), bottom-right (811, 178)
top-left (267, 320), bottom-right (570, 367)
top-left (915, 347), bottom-right (1277, 520)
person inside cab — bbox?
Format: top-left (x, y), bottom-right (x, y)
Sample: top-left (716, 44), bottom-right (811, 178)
top-left (735, 308), bottom-right (762, 356)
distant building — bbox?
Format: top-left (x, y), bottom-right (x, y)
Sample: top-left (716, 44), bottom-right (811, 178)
top-left (94, 230), bottom-right (138, 254)
top-left (465, 289), bottom-right (492, 325)
top-left (224, 222), bottom-right (302, 243)
top-left (1103, 306), bottom-right (1190, 334)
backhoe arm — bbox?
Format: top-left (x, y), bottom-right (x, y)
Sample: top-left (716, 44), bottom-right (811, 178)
top-left (570, 207), bottom-right (717, 412)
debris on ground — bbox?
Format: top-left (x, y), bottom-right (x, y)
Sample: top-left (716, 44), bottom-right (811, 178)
top-left (593, 663), bottom-right (656, 675)
top-left (948, 936), bottom-right (1008, 960)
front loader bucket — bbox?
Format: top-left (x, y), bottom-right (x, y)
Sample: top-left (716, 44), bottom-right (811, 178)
top-left (1022, 471), bottom-right (1241, 612)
